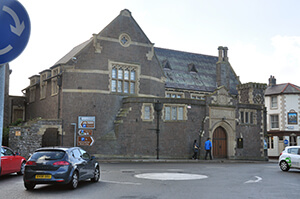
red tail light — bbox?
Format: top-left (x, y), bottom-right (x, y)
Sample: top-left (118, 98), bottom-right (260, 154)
top-left (53, 161), bottom-right (70, 166)
top-left (26, 161), bottom-right (36, 166)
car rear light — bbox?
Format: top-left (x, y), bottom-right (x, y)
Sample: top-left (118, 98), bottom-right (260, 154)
top-left (26, 161), bottom-right (37, 166)
top-left (280, 152), bottom-right (283, 156)
top-left (53, 161), bottom-right (70, 166)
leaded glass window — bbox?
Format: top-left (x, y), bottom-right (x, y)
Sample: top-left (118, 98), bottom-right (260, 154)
top-left (111, 64), bottom-right (137, 94)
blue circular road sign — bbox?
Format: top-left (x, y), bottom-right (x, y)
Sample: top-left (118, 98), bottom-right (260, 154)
top-left (0, 0), bottom-right (30, 64)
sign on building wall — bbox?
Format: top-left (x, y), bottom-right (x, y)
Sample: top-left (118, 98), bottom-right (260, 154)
top-left (77, 136), bottom-right (94, 146)
top-left (78, 116), bottom-right (95, 129)
top-left (78, 129), bottom-right (93, 136)
top-left (288, 112), bottom-right (297, 124)
top-left (78, 116), bottom-right (95, 146)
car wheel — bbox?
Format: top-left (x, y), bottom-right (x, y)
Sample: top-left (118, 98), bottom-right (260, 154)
top-left (91, 166), bottom-right (100, 182)
top-left (17, 161), bottom-right (26, 175)
top-left (69, 171), bottom-right (79, 189)
top-left (24, 182), bottom-right (36, 190)
top-left (280, 160), bottom-right (290, 171)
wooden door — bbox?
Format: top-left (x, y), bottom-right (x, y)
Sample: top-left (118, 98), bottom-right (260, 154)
top-left (213, 127), bottom-right (227, 158)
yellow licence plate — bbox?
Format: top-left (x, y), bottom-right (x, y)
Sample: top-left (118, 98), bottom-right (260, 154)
top-left (35, 175), bottom-right (52, 179)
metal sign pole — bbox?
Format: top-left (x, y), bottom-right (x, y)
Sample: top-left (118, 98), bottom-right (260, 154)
top-left (0, 64), bottom-right (6, 169)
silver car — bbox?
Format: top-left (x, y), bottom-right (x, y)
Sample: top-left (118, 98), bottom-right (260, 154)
top-left (279, 146), bottom-right (300, 171)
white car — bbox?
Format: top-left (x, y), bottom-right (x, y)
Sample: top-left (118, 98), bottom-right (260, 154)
top-left (279, 146), bottom-right (300, 171)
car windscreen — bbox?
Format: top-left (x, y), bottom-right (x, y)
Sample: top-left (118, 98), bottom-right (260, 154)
top-left (30, 150), bottom-right (66, 161)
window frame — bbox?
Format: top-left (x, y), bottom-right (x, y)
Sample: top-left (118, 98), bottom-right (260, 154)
top-left (141, 103), bottom-right (154, 121)
top-left (165, 91), bottom-right (184, 98)
top-left (271, 96), bottom-right (278, 109)
top-left (51, 67), bottom-right (60, 96)
top-left (270, 114), bottom-right (279, 129)
top-left (163, 104), bottom-right (187, 121)
top-left (109, 62), bottom-right (139, 95)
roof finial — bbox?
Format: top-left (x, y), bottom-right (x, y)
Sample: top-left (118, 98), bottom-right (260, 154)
top-left (120, 9), bottom-right (131, 17)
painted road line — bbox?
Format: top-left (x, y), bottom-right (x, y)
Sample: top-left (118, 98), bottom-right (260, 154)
top-left (244, 176), bottom-right (262, 184)
top-left (101, 180), bottom-right (141, 185)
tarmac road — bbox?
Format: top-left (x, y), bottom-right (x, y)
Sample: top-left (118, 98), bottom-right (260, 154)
top-left (0, 161), bottom-right (299, 199)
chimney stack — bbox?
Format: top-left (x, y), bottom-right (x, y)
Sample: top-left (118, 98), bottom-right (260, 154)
top-left (217, 46), bottom-right (229, 62)
top-left (223, 47), bottom-right (228, 62)
top-left (268, 75), bottom-right (276, 87)
top-left (218, 46), bottom-right (223, 62)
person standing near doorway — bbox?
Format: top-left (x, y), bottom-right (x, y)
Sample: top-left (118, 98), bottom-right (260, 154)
top-left (205, 138), bottom-right (212, 160)
top-left (192, 140), bottom-right (199, 159)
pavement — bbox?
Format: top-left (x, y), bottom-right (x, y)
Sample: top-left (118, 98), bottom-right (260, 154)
top-left (96, 158), bottom-right (278, 164)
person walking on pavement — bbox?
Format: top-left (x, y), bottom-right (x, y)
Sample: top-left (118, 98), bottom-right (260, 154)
top-left (205, 137), bottom-right (212, 160)
top-left (192, 140), bottom-right (199, 159)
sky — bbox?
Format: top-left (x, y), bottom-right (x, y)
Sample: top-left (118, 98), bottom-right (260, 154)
top-left (6, 0), bottom-right (300, 95)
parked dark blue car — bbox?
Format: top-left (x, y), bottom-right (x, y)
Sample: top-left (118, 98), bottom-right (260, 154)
top-left (23, 147), bottom-right (100, 190)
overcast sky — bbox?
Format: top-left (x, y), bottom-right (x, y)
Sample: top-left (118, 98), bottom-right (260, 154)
top-left (7, 0), bottom-right (300, 95)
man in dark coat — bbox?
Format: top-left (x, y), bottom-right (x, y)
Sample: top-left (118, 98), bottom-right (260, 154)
top-left (192, 140), bottom-right (199, 159)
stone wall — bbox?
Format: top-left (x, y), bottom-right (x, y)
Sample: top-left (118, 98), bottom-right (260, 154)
top-left (9, 119), bottom-right (62, 159)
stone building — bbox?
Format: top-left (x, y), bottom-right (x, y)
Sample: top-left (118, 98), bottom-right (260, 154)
top-left (14, 9), bottom-right (267, 160)
top-left (265, 76), bottom-right (300, 158)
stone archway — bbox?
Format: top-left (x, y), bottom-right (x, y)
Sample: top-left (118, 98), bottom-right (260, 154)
top-left (210, 121), bottom-right (235, 159)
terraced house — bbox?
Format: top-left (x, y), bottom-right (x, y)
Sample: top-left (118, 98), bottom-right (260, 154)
top-left (11, 9), bottom-right (268, 160)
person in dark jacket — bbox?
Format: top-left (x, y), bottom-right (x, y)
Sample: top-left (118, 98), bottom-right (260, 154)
top-left (192, 140), bottom-right (199, 159)
top-left (205, 138), bottom-right (212, 160)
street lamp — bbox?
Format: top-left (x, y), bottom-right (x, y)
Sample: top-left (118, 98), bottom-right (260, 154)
top-left (154, 101), bottom-right (163, 159)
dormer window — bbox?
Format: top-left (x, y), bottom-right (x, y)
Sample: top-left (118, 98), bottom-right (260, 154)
top-left (39, 70), bottom-right (50, 100)
top-left (188, 63), bottom-right (197, 73)
top-left (51, 67), bottom-right (60, 96)
top-left (163, 60), bottom-right (172, 70)
top-left (30, 79), bottom-right (36, 86)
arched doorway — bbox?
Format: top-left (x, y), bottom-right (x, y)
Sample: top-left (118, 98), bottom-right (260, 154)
top-left (213, 126), bottom-right (227, 158)
top-left (42, 128), bottom-right (59, 147)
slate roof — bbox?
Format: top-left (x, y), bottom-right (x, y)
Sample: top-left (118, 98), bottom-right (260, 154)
top-left (154, 47), bottom-right (240, 95)
top-left (54, 38), bottom-right (92, 66)
top-left (51, 9), bottom-right (241, 95)
top-left (265, 83), bottom-right (300, 96)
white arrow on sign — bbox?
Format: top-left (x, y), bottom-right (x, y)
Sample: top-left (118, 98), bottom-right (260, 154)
top-left (244, 176), bottom-right (262, 184)
top-left (0, 5), bottom-right (25, 56)
top-left (3, 5), bottom-right (25, 36)
top-left (0, 45), bottom-right (13, 55)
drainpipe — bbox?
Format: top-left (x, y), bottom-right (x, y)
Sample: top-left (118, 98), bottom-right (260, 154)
top-left (71, 123), bottom-right (77, 147)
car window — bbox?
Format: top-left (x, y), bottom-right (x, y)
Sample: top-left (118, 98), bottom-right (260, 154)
top-left (288, 148), bottom-right (299, 155)
top-left (72, 149), bottom-right (81, 159)
top-left (31, 151), bottom-right (65, 160)
top-left (79, 148), bottom-right (90, 160)
top-left (2, 147), bottom-right (14, 156)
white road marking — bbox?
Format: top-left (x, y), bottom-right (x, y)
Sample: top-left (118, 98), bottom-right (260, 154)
top-left (244, 176), bottom-right (262, 184)
top-left (135, 173), bottom-right (208, 181)
top-left (101, 180), bottom-right (141, 185)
